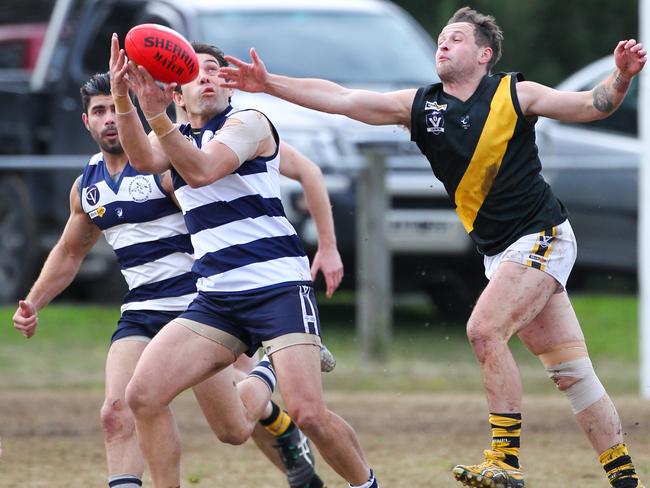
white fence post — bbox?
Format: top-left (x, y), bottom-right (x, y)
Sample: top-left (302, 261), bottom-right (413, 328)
top-left (356, 148), bottom-right (392, 361)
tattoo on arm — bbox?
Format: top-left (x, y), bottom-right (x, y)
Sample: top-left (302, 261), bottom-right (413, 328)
top-left (593, 71), bottom-right (631, 114)
top-left (81, 228), bottom-right (96, 250)
top-left (612, 73), bottom-right (630, 93)
top-left (592, 84), bottom-right (614, 113)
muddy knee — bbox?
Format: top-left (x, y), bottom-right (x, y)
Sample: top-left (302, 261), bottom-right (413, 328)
top-left (539, 342), bottom-right (606, 413)
top-left (100, 397), bottom-right (135, 441)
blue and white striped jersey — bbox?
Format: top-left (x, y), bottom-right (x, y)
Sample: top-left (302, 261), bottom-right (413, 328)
top-left (80, 153), bottom-right (197, 313)
top-left (172, 106), bottom-right (312, 293)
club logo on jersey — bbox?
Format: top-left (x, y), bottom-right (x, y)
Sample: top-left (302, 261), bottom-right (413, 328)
top-left (460, 115), bottom-right (470, 130)
top-left (424, 101), bottom-right (447, 135)
top-left (85, 185), bottom-right (100, 206)
top-left (116, 207), bottom-right (124, 219)
top-left (538, 235), bottom-right (554, 249)
top-left (89, 206), bottom-right (106, 219)
top-left (128, 175), bottom-right (153, 203)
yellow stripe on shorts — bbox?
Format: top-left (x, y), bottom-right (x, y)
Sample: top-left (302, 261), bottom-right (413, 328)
top-left (527, 226), bottom-right (557, 270)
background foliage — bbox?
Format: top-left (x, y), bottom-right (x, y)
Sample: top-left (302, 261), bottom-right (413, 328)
top-left (393, 0), bottom-right (638, 85)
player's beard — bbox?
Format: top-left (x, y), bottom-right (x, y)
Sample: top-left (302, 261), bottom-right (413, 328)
top-left (96, 131), bottom-right (124, 155)
top-left (196, 93), bottom-right (228, 119)
top-left (100, 140), bottom-right (125, 155)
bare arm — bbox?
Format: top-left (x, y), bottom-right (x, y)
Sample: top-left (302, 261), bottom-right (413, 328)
top-left (279, 142), bottom-right (343, 297)
top-left (124, 64), bottom-right (241, 187)
top-left (12, 177), bottom-right (102, 338)
top-left (518, 39), bottom-right (646, 122)
top-left (109, 33), bottom-right (172, 174)
top-left (220, 48), bottom-right (416, 127)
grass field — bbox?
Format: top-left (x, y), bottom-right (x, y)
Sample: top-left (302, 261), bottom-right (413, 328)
top-left (0, 293), bottom-right (648, 487)
top-left (0, 293), bottom-right (641, 392)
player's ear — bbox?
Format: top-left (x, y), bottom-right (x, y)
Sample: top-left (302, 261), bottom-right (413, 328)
top-left (479, 46), bottom-right (493, 65)
top-left (172, 89), bottom-right (185, 108)
top-left (82, 112), bottom-right (90, 130)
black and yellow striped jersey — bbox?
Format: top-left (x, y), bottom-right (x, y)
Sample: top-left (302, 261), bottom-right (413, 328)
top-left (410, 72), bottom-right (568, 256)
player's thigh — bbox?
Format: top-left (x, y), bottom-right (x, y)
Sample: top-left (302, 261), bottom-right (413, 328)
top-left (471, 261), bottom-right (558, 335)
top-left (233, 352), bottom-right (257, 377)
top-left (271, 343), bottom-right (324, 412)
top-left (192, 366), bottom-right (248, 434)
top-left (105, 339), bottom-right (148, 399)
top-left (517, 290), bottom-right (585, 355)
top-left (129, 320), bottom-right (236, 404)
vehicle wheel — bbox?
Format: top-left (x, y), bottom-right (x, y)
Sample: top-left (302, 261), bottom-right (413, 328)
top-left (0, 175), bottom-right (37, 303)
top-left (426, 270), bottom-right (481, 322)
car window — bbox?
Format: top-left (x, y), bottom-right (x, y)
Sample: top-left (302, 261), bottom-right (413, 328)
top-left (0, 40), bottom-right (25, 69)
top-left (563, 76), bottom-right (638, 137)
top-left (199, 10), bottom-right (438, 85)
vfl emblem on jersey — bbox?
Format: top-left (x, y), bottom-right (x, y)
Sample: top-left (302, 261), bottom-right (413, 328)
top-left (129, 175), bottom-right (153, 203)
top-left (460, 115), bottom-right (470, 130)
top-left (424, 101), bottom-right (447, 135)
top-left (426, 111), bottom-right (445, 135)
top-left (85, 185), bottom-right (100, 206)
top-left (116, 207), bottom-right (124, 219)
top-left (89, 206), bottom-right (106, 219)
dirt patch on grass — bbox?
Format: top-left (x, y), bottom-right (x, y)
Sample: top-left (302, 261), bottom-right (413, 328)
top-left (1, 390), bottom-right (648, 487)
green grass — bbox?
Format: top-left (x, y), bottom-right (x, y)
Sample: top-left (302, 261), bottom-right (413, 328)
top-left (0, 293), bottom-right (641, 393)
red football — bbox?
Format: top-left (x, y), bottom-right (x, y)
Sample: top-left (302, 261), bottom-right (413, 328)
top-left (124, 24), bottom-right (198, 84)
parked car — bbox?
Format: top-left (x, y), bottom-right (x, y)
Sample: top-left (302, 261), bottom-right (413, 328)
top-left (1, 0), bottom-right (483, 316)
top-left (536, 55), bottom-right (639, 281)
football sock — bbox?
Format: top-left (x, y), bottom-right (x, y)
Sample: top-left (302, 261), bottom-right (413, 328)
top-left (349, 469), bottom-right (378, 488)
top-left (308, 474), bottom-right (325, 488)
top-left (600, 443), bottom-right (641, 487)
top-left (248, 355), bottom-right (276, 393)
top-left (108, 474), bottom-right (142, 487)
top-left (259, 401), bottom-right (294, 437)
top-left (489, 413), bottom-right (521, 469)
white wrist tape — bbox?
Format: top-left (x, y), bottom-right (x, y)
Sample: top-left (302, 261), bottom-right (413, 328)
top-left (545, 357), bottom-right (606, 413)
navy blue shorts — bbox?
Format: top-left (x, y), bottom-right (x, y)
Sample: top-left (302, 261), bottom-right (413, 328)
top-left (111, 309), bottom-right (182, 343)
top-left (178, 284), bottom-right (321, 356)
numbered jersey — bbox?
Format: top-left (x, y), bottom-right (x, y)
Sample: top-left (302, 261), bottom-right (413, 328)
top-left (80, 153), bottom-right (196, 313)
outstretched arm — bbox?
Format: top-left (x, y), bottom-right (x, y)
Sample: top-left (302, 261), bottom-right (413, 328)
top-left (124, 63), bottom-right (241, 187)
top-left (279, 142), bottom-right (343, 297)
top-left (109, 33), bottom-right (172, 174)
top-left (13, 177), bottom-right (101, 338)
top-left (220, 48), bottom-right (416, 127)
top-left (518, 39), bottom-right (646, 122)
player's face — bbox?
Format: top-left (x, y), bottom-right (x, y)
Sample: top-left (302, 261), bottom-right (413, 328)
top-left (179, 53), bottom-right (231, 117)
top-left (436, 22), bottom-right (487, 81)
top-left (82, 95), bottom-right (124, 155)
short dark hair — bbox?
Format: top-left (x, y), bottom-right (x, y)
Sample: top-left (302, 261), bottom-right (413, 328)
top-left (80, 72), bottom-right (111, 113)
top-left (191, 42), bottom-right (228, 68)
top-left (174, 42), bottom-right (229, 92)
top-left (447, 7), bottom-right (503, 72)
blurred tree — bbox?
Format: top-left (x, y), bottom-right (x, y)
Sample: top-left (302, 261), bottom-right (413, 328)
top-left (394, 0), bottom-right (638, 85)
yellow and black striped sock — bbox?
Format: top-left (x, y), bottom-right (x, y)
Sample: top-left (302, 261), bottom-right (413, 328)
top-left (259, 401), bottom-right (294, 437)
top-left (490, 413), bottom-right (521, 469)
top-left (600, 443), bottom-right (641, 487)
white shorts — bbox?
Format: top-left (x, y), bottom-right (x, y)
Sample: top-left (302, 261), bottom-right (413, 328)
top-left (483, 220), bottom-right (577, 289)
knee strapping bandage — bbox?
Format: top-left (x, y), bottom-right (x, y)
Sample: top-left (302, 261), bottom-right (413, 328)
top-left (544, 356), bottom-right (606, 413)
